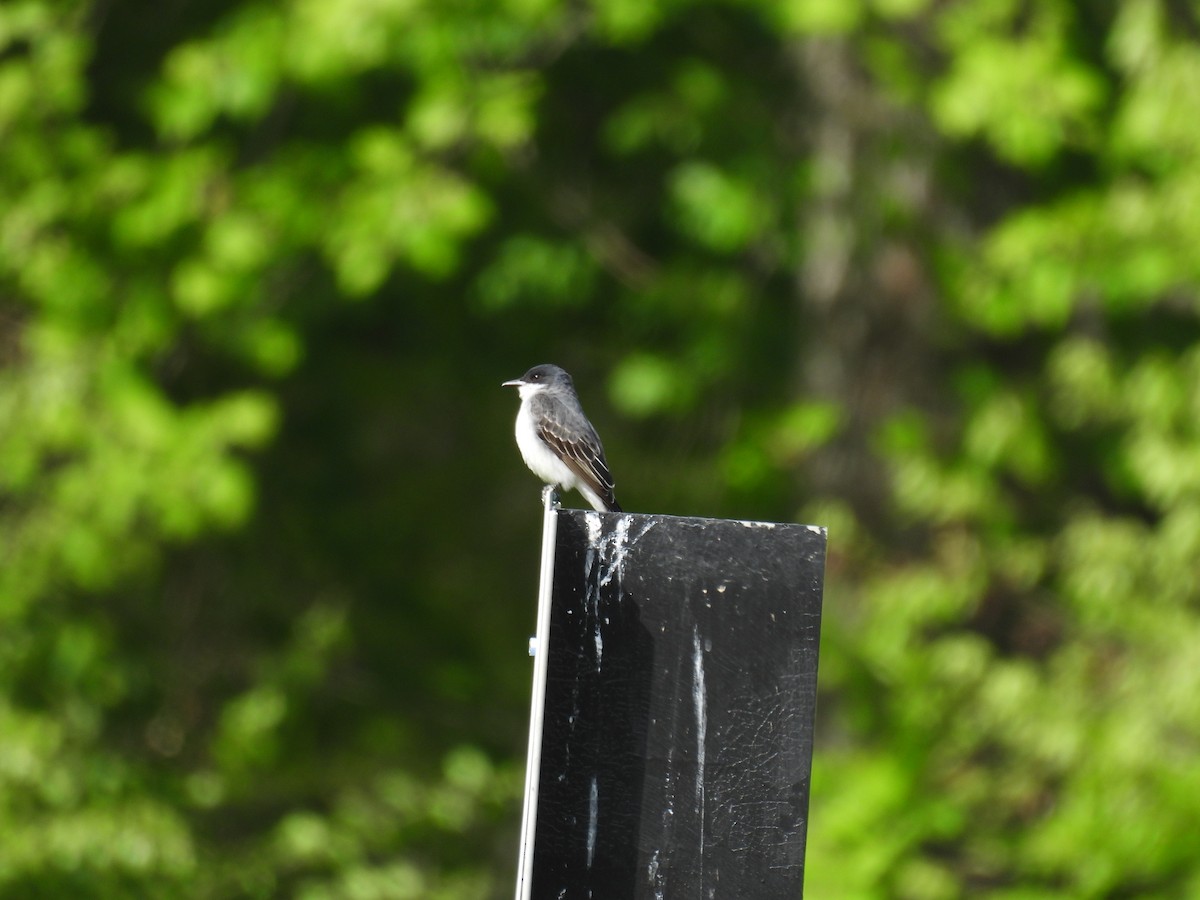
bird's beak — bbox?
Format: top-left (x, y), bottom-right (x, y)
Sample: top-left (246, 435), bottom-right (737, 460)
top-left (501, 379), bottom-right (523, 387)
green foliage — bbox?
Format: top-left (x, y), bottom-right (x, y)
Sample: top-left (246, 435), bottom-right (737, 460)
top-left (933, 0), bottom-right (1105, 165)
top-left (805, 3), bottom-right (1200, 895)
top-left (3, 0), bottom-right (1200, 895)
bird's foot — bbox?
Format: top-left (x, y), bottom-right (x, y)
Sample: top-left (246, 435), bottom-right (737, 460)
top-left (541, 485), bottom-right (561, 510)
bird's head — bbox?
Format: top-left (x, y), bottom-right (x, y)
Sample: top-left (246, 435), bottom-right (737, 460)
top-left (502, 364), bottom-right (572, 398)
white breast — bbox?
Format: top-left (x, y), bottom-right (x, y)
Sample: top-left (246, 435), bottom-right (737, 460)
top-left (515, 399), bottom-right (578, 490)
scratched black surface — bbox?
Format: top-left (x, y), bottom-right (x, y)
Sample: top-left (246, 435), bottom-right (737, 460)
top-left (530, 512), bottom-right (826, 899)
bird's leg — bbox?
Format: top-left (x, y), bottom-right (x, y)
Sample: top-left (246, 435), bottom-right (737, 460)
top-left (542, 484), bottom-right (561, 510)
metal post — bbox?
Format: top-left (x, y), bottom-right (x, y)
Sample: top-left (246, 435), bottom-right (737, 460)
top-left (514, 487), bottom-right (560, 899)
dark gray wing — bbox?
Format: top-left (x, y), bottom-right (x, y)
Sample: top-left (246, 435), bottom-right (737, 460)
top-left (532, 394), bottom-right (621, 512)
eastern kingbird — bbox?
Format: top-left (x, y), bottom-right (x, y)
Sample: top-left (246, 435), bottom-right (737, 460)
top-left (502, 364), bottom-right (622, 513)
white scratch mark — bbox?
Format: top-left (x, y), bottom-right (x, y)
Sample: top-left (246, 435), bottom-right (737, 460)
top-left (586, 775), bottom-right (599, 868)
top-left (581, 517), bottom-right (655, 671)
top-left (598, 515), bottom-right (633, 588)
top-left (584, 516), bottom-right (656, 590)
top-left (584, 510), bottom-right (603, 544)
top-left (692, 625), bottom-right (707, 862)
top-left (647, 847), bottom-right (665, 900)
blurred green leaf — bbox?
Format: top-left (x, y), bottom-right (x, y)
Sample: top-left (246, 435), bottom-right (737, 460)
top-left (669, 162), bottom-right (773, 252)
top-left (609, 353), bottom-right (691, 417)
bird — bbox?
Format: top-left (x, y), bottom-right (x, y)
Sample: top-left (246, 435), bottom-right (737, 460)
top-left (502, 364), bottom-right (622, 513)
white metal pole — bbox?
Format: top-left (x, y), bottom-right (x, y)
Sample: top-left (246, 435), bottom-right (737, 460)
top-left (515, 487), bottom-right (559, 899)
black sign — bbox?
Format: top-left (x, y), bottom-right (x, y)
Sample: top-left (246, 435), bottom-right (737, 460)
top-left (527, 511), bottom-right (826, 898)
